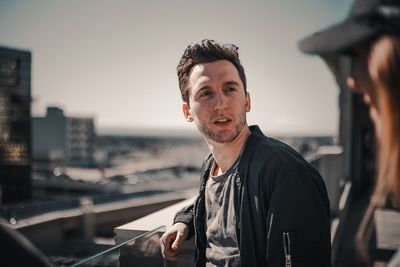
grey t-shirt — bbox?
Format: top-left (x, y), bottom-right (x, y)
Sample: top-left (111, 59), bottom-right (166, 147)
top-left (205, 158), bottom-right (240, 267)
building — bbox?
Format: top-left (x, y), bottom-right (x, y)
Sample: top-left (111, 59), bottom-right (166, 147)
top-left (66, 116), bottom-right (96, 166)
top-left (33, 107), bottom-right (96, 168)
top-left (0, 46), bottom-right (32, 203)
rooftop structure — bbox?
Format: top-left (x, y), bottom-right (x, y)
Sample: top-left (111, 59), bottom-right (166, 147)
top-left (33, 107), bottom-right (96, 168)
top-left (0, 46), bottom-right (32, 204)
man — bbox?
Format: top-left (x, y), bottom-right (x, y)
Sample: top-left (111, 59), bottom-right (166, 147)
top-left (160, 39), bottom-right (331, 267)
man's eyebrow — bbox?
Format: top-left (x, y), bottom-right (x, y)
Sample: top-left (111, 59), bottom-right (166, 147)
top-left (223, 81), bottom-right (240, 87)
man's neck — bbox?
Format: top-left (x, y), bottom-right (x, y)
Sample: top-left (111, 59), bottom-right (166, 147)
top-left (206, 126), bottom-right (250, 176)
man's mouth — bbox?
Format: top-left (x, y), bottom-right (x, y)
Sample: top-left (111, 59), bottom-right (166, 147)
top-left (214, 118), bottom-right (232, 124)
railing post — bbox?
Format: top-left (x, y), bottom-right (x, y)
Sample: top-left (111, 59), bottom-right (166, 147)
top-left (80, 197), bottom-right (94, 240)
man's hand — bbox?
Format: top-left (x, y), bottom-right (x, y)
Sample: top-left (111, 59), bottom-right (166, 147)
top-left (159, 222), bottom-right (189, 261)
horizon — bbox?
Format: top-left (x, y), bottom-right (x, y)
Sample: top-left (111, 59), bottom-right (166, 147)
top-left (97, 125), bottom-right (335, 138)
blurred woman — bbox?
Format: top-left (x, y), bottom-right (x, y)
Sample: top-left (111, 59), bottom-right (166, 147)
top-left (347, 35), bottom-right (400, 206)
top-left (360, 36), bottom-right (400, 205)
top-left (350, 35), bottom-right (400, 266)
top-left (299, 0), bottom-right (400, 265)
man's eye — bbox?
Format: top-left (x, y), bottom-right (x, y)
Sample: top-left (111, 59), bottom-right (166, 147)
top-left (200, 91), bottom-right (212, 97)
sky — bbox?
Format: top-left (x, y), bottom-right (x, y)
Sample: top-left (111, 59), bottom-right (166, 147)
top-left (0, 0), bottom-right (353, 136)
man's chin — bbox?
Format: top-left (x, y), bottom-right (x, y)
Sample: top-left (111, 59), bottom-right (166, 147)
top-left (206, 132), bottom-right (238, 144)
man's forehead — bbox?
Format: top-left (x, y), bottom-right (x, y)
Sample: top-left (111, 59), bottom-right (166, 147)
top-left (188, 60), bottom-right (240, 85)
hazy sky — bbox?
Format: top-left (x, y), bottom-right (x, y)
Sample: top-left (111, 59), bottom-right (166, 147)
top-left (0, 0), bottom-right (352, 136)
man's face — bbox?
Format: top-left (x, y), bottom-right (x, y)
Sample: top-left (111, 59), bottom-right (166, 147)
top-left (182, 60), bottom-right (250, 143)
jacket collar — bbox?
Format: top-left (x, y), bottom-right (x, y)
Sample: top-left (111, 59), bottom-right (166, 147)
top-left (202, 125), bottom-right (267, 175)
top-left (238, 125), bottom-right (267, 170)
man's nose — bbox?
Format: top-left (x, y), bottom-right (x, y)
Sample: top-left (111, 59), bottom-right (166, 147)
top-left (214, 92), bottom-right (228, 111)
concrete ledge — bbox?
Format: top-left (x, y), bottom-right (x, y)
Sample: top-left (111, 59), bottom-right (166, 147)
top-left (115, 195), bottom-right (197, 242)
top-left (1, 191), bottom-right (192, 253)
top-left (114, 195), bottom-right (197, 267)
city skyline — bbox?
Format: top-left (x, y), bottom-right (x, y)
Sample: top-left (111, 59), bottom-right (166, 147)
top-left (0, 0), bottom-right (353, 136)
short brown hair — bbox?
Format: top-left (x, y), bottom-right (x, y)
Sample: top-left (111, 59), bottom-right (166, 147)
top-left (176, 39), bottom-right (247, 103)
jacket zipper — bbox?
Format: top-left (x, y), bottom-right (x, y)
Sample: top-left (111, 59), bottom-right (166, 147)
top-left (235, 171), bottom-right (242, 251)
top-left (193, 196), bottom-right (200, 266)
top-left (266, 213), bottom-right (274, 261)
top-left (283, 232), bottom-right (292, 267)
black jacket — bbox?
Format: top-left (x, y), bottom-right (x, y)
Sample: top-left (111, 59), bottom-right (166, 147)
top-left (174, 125), bottom-right (332, 267)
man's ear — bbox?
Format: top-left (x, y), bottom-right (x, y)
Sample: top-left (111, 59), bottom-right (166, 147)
top-left (182, 102), bottom-right (193, 122)
top-left (245, 92), bottom-right (251, 112)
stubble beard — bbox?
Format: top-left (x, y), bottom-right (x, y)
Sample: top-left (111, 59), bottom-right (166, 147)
top-left (199, 114), bottom-right (247, 144)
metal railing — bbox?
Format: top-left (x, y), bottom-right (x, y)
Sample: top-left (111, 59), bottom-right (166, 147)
top-left (69, 225), bottom-right (165, 267)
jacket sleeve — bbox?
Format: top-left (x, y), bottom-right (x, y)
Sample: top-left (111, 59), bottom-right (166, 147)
top-left (264, 165), bottom-right (332, 267)
top-left (173, 198), bottom-right (196, 240)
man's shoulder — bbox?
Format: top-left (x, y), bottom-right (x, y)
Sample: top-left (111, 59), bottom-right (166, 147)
top-left (247, 127), bottom-right (305, 164)
top-left (242, 126), bottom-right (317, 180)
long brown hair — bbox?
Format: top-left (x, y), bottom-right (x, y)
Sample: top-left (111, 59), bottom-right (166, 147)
top-left (368, 35), bottom-right (400, 206)
top-left (356, 35), bottom-right (400, 263)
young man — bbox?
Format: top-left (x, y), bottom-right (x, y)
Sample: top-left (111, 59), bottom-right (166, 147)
top-left (160, 39), bottom-right (332, 267)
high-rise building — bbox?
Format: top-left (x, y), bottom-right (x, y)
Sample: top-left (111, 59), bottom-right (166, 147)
top-left (0, 46), bottom-right (32, 203)
top-left (33, 107), bottom-right (96, 168)
top-left (66, 116), bottom-right (96, 166)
